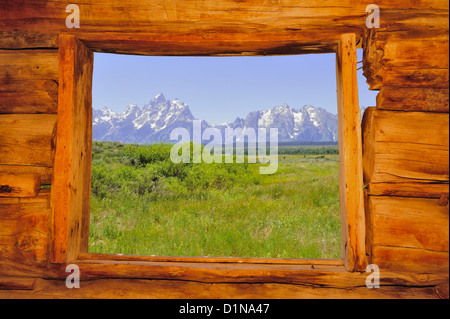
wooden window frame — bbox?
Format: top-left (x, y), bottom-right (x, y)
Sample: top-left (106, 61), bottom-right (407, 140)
top-left (50, 33), bottom-right (366, 280)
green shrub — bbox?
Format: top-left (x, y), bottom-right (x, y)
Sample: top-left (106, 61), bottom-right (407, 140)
top-left (91, 141), bottom-right (263, 198)
top-left (121, 142), bottom-right (172, 166)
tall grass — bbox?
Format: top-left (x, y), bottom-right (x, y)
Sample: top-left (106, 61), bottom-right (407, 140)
top-left (89, 141), bottom-right (341, 259)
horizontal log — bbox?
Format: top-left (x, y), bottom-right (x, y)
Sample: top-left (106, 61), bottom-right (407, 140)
top-left (382, 38), bottom-right (449, 70)
top-left (376, 88), bottom-right (449, 112)
top-left (0, 237), bottom-right (50, 273)
top-left (18, 188), bottom-right (51, 206)
top-left (0, 257), bottom-right (447, 298)
top-left (0, 277), bottom-right (444, 299)
top-left (0, 188), bottom-right (50, 206)
top-left (0, 50), bottom-right (58, 114)
top-left (0, 91), bottom-right (58, 114)
top-left (0, 211), bottom-right (51, 268)
top-left (0, 165), bottom-right (53, 185)
top-left (368, 196), bottom-right (449, 252)
top-left (0, 188), bottom-right (50, 205)
top-left (1, 234), bottom-right (446, 294)
top-left (0, 277), bottom-right (36, 291)
top-left (78, 252), bottom-right (345, 266)
top-left (0, 114), bottom-right (57, 167)
top-left (0, 190), bottom-right (51, 277)
top-left (0, 204), bottom-right (50, 237)
top-left (0, 50), bottom-right (59, 81)
top-left (0, 263), bottom-right (48, 279)
top-left (62, 260), bottom-right (361, 286)
top-left (0, 173), bottom-right (40, 198)
top-left (367, 182), bottom-right (449, 198)
top-left (0, 82), bottom-right (58, 114)
top-left (371, 245), bottom-right (449, 274)
top-left (369, 68), bottom-right (449, 90)
top-left (0, 197), bottom-right (19, 205)
top-left (0, 1), bottom-right (448, 53)
top-left (362, 108), bottom-right (449, 185)
top-left (366, 195), bottom-right (449, 274)
top-left (363, 28), bottom-right (450, 89)
top-left (0, 31), bottom-right (58, 50)
top-left (44, 258), bottom-right (447, 291)
top-left (365, 31), bottom-right (449, 70)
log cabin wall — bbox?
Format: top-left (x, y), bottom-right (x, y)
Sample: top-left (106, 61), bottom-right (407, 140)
top-left (0, 0), bottom-right (448, 298)
top-left (362, 23), bottom-right (449, 276)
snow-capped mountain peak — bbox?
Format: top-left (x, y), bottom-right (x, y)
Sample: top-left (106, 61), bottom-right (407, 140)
top-left (151, 92), bottom-right (166, 104)
top-left (93, 93), bottom-right (338, 144)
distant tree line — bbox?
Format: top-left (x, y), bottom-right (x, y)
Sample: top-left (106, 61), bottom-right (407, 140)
top-left (277, 147), bottom-right (339, 155)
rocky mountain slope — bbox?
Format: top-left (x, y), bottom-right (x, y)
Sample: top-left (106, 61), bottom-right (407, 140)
top-left (93, 93), bottom-right (338, 144)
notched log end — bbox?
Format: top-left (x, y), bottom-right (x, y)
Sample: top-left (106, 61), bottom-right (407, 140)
top-left (0, 173), bottom-right (41, 198)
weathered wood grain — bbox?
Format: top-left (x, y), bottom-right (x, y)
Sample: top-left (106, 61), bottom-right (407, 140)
top-left (0, 165), bottom-right (53, 185)
top-left (0, 189), bottom-right (51, 278)
top-left (0, 0), bottom-right (448, 300)
top-left (0, 30), bottom-right (57, 49)
top-left (51, 35), bottom-right (93, 263)
top-left (19, 188), bottom-right (51, 205)
top-left (336, 33), bottom-right (366, 272)
top-left (367, 182), bottom-right (449, 198)
top-left (362, 108), bottom-right (449, 185)
top-left (1, 239), bottom-right (447, 296)
top-left (0, 80), bottom-right (58, 114)
top-left (0, 188), bottom-right (51, 277)
top-left (365, 31), bottom-right (449, 70)
top-left (0, 50), bottom-right (59, 81)
top-left (0, 50), bottom-right (59, 114)
top-left (0, 276), bottom-right (36, 291)
top-left (371, 245), bottom-right (449, 274)
top-left (78, 252), bottom-right (345, 266)
top-left (0, 1), bottom-right (448, 54)
top-left (0, 254), bottom-right (447, 298)
top-left (0, 188), bottom-right (51, 206)
top-left (0, 114), bottom-right (57, 167)
top-left (377, 87), bottom-right (449, 113)
top-left (363, 28), bottom-right (449, 90)
top-left (0, 277), bottom-right (444, 299)
top-left (0, 197), bottom-right (19, 205)
top-left (367, 196), bottom-right (449, 274)
top-left (49, 258), bottom-right (448, 289)
top-left (369, 68), bottom-right (449, 89)
top-left (0, 202), bottom-right (51, 269)
top-left (435, 284), bottom-right (450, 299)
top-left (369, 196), bottom-right (449, 252)
top-left (0, 173), bottom-right (40, 198)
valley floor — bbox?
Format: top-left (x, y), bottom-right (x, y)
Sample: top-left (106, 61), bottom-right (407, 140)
top-left (88, 143), bottom-right (341, 259)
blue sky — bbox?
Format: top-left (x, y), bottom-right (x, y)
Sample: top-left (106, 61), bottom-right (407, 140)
top-left (92, 50), bottom-right (377, 124)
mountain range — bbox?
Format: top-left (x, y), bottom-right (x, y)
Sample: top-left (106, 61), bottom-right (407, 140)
top-left (93, 93), bottom-right (339, 144)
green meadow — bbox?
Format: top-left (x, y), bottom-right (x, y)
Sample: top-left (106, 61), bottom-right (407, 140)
top-left (88, 141), bottom-right (341, 259)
